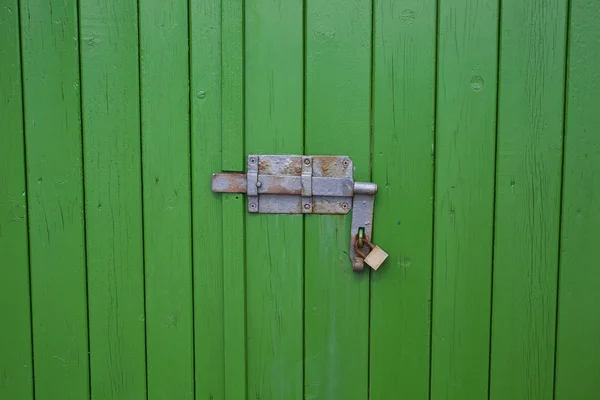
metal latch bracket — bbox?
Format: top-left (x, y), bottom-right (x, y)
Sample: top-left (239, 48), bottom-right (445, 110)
top-left (211, 155), bottom-right (382, 271)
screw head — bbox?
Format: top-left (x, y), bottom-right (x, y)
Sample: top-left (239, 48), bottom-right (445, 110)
top-left (303, 158), bottom-right (311, 165)
top-left (249, 203), bottom-right (257, 210)
top-left (256, 181), bottom-right (262, 187)
top-left (249, 157), bottom-right (256, 164)
top-left (342, 160), bottom-right (349, 168)
top-left (342, 203), bottom-right (349, 210)
top-left (303, 203), bottom-right (311, 210)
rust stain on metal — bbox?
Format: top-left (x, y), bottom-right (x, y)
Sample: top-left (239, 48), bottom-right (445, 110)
top-left (259, 175), bottom-right (302, 195)
top-left (265, 183), bottom-right (300, 195)
top-left (282, 158), bottom-right (302, 175)
top-left (260, 157), bottom-right (302, 175)
top-left (212, 173), bottom-right (247, 193)
top-left (319, 156), bottom-right (336, 174)
top-left (311, 199), bottom-right (351, 214)
top-left (258, 158), bottom-right (272, 173)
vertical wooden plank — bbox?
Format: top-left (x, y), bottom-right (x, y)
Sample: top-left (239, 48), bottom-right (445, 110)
top-left (0, 2), bottom-right (34, 398)
top-left (489, 0), bottom-right (568, 398)
top-left (369, 0), bottom-right (437, 398)
top-left (190, 0), bottom-right (225, 398)
top-left (554, 0), bottom-right (600, 397)
top-left (221, 0), bottom-right (243, 171)
top-left (304, 0), bottom-right (371, 398)
top-left (139, 1), bottom-right (194, 399)
top-left (79, 0), bottom-right (146, 398)
top-left (221, 0), bottom-right (247, 398)
top-left (245, 0), bottom-right (304, 398)
top-left (222, 194), bottom-right (246, 399)
top-left (430, 0), bottom-right (498, 398)
top-left (19, 0), bottom-right (90, 398)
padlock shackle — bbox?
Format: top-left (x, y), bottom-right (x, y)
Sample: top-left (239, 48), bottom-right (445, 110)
top-left (353, 235), bottom-right (375, 259)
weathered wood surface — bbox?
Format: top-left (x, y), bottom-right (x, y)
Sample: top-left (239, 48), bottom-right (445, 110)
top-left (1, 1), bottom-right (597, 399)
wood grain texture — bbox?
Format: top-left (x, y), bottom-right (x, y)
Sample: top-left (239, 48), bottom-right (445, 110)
top-left (369, 0), bottom-right (437, 398)
top-left (221, 0), bottom-right (243, 171)
top-left (245, 0), bottom-right (304, 398)
top-left (222, 1), bottom-right (247, 397)
top-left (304, 0), bottom-right (371, 398)
top-left (489, 0), bottom-right (568, 398)
top-left (222, 194), bottom-right (246, 400)
top-left (19, 0), bottom-right (90, 398)
top-left (139, 1), bottom-right (194, 398)
top-left (79, 0), bottom-right (147, 398)
top-left (0, 2), bottom-right (34, 398)
top-left (8, 3), bottom-right (600, 399)
top-left (430, 0), bottom-right (498, 398)
top-left (554, 0), bottom-right (600, 397)
top-left (190, 0), bottom-right (225, 398)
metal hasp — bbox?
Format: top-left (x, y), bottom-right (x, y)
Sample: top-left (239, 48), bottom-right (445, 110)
top-left (350, 181), bottom-right (378, 272)
top-left (211, 155), bottom-right (380, 271)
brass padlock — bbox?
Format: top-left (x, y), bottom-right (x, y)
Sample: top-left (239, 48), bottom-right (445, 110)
top-left (354, 237), bottom-right (388, 270)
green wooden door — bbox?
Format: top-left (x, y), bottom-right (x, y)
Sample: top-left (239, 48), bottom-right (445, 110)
top-left (2, 0), bottom-right (600, 399)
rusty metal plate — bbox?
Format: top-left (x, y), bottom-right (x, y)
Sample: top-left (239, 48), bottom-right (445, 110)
top-left (211, 155), bottom-right (355, 214)
top-left (212, 174), bottom-right (353, 197)
top-left (256, 155), bottom-right (352, 177)
top-left (212, 173), bottom-right (247, 192)
top-left (251, 154), bottom-right (353, 214)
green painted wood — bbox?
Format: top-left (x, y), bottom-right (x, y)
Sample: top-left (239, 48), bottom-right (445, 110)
top-left (554, 0), bottom-right (600, 397)
top-left (221, 0), bottom-right (244, 172)
top-left (190, 0), bottom-right (225, 398)
top-left (221, 1), bottom-right (247, 397)
top-left (79, 0), bottom-right (146, 398)
top-left (430, 0), bottom-right (498, 398)
top-left (0, 2), bottom-right (34, 399)
top-left (489, 0), bottom-right (568, 398)
top-left (139, 1), bottom-right (194, 399)
top-left (244, 1), bottom-right (304, 398)
top-left (80, 0), bottom-right (146, 399)
top-left (304, 1), bottom-right (371, 398)
top-left (222, 194), bottom-right (246, 399)
top-left (369, 0), bottom-right (437, 398)
top-left (243, 0), bottom-right (303, 400)
top-left (8, 3), bottom-right (600, 399)
top-left (19, 0), bottom-right (90, 398)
